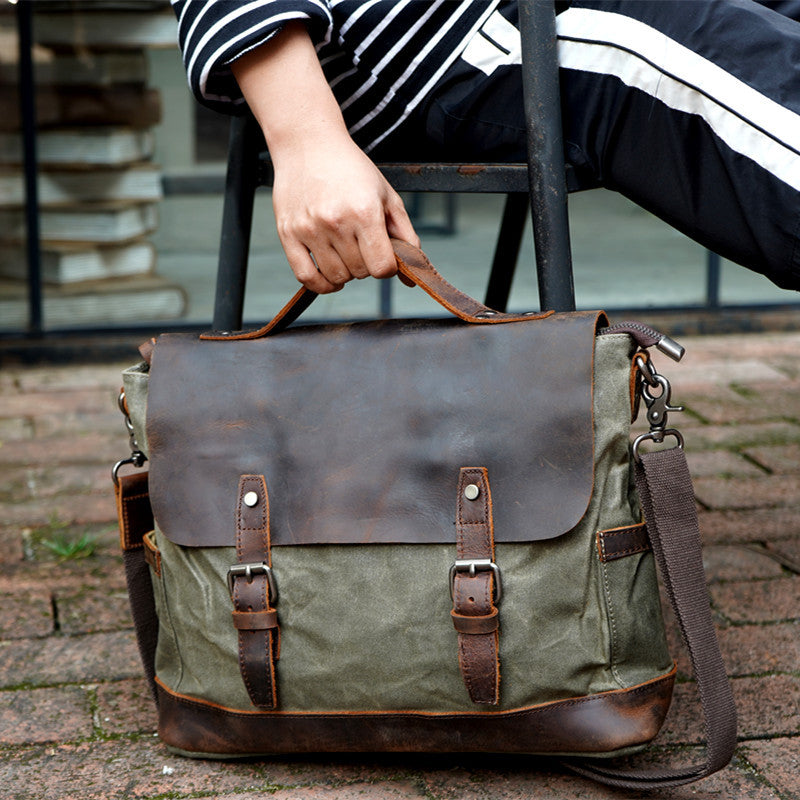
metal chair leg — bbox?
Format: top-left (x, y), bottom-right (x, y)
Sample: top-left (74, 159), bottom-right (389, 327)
top-left (213, 115), bottom-right (261, 331)
top-left (519, 0), bottom-right (576, 312)
top-left (484, 193), bottom-right (529, 311)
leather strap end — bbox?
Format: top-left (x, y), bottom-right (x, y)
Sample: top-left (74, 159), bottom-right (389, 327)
top-left (451, 608), bottom-right (499, 635)
top-left (142, 530), bottom-right (161, 576)
top-left (115, 470), bottom-right (153, 552)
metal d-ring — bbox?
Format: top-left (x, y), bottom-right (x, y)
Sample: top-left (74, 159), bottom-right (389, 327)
top-left (112, 452), bottom-right (147, 486)
top-left (632, 428), bottom-right (685, 463)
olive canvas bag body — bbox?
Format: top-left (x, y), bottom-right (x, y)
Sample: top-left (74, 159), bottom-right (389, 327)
top-left (114, 241), bottom-right (736, 789)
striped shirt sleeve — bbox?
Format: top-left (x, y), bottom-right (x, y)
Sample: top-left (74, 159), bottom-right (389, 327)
top-left (171, 0), bottom-right (334, 112)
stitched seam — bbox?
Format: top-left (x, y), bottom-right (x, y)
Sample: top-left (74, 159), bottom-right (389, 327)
top-left (460, 469), bottom-right (495, 704)
top-left (160, 668), bottom-right (674, 717)
top-left (236, 479), bottom-right (259, 705)
top-left (152, 529), bottom-right (184, 689)
top-left (256, 476), bottom-right (273, 707)
top-left (598, 527), bottom-right (649, 562)
top-left (604, 528), bottom-right (637, 538)
top-left (121, 493), bottom-right (149, 550)
top-left (143, 532), bottom-right (161, 576)
top-left (605, 545), bottom-right (648, 559)
top-left (459, 637), bottom-right (476, 698)
top-left (600, 559), bottom-right (625, 689)
top-left (598, 531), bottom-right (607, 561)
top-left (456, 470), bottom-right (476, 701)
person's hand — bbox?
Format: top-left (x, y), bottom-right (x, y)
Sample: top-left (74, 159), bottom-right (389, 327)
top-left (231, 22), bottom-right (419, 293)
top-left (271, 132), bottom-right (419, 293)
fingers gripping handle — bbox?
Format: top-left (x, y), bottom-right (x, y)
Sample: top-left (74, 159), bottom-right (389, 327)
top-left (200, 240), bottom-right (553, 341)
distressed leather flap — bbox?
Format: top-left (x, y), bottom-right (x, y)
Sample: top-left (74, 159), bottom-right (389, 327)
top-left (147, 310), bottom-right (603, 547)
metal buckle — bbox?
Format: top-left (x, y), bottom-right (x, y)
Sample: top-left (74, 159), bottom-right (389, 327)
top-left (227, 562), bottom-right (278, 602)
top-left (449, 559), bottom-right (502, 603)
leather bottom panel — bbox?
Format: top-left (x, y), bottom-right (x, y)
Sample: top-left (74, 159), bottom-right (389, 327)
top-left (156, 668), bottom-right (675, 758)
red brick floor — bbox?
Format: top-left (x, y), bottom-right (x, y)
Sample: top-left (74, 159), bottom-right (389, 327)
top-left (1, 331), bottom-right (798, 799)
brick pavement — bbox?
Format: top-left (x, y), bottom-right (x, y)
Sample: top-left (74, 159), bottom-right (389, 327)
top-left (0, 331), bottom-right (798, 800)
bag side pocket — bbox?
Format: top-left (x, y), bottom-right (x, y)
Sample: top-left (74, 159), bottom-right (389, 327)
top-left (598, 523), bottom-right (674, 689)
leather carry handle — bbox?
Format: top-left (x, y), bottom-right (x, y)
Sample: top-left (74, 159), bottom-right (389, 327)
top-left (200, 239), bottom-right (553, 341)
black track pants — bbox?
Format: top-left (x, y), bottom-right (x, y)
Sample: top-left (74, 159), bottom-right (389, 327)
top-left (417, 0), bottom-right (800, 292)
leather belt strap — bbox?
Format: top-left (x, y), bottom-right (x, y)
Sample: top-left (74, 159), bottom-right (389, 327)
top-left (230, 474), bottom-right (280, 709)
top-left (451, 467), bottom-right (500, 706)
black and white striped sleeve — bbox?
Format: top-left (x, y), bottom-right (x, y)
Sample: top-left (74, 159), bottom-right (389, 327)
top-left (170, 0), bottom-right (334, 113)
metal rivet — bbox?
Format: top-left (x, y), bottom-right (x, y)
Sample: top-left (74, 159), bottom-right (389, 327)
top-left (243, 491), bottom-right (259, 507)
top-left (464, 484), bottom-right (480, 501)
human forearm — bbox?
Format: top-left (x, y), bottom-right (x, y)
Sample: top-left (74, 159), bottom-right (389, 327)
top-left (231, 23), bottom-right (418, 293)
top-left (232, 22), bottom-right (350, 164)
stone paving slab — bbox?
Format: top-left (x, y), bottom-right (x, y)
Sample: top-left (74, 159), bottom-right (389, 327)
top-left (698, 506), bottom-right (800, 545)
top-left (0, 431), bottom-right (123, 467)
top-left (694, 475), bottom-right (800, 511)
top-left (0, 630), bottom-right (141, 688)
top-left (710, 577), bottom-right (800, 624)
top-left (717, 624), bottom-right (800, 676)
top-left (745, 443), bottom-right (800, 474)
top-left (0, 741), bottom-right (789, 800)
top-left (94, 678), bottom-right (159, 737)
top-left (0, 686), bottom-right (93, 746)
top-left (686, 449), bottom-right (767, 478)
top-left (764, 539), bottom-right (800, 571)
top-left (686, 421), bottom-right (800, 451)
top-left (701, 544), bottom-right (786, 582)
top-left (742, 739), bottom-right (800, 800)
top-left (0, 331), bottom-right (797, 799)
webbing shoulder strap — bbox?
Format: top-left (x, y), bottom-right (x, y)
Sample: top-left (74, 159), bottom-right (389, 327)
top-left (566, 446), bottom-right (737, 788)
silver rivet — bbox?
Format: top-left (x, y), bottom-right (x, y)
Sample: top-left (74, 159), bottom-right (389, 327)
top-left (243, 491), bottom-right (259, 507)
top-left (464, 484), bottom-right (480, 501)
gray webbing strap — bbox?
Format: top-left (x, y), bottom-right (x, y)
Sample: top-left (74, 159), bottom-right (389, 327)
top-left (567, 446), bottom-right (737, 788)
top-left (123, 548), bottom-right (159, 705)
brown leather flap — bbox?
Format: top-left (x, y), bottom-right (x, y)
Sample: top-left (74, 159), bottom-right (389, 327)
top-left (147, 310), bottom-right (604, 547)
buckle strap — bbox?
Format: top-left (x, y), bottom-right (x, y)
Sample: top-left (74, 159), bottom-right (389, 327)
top-left (451, 608), bottom-right (499, 635)
top-left (227, 562), bottom-right (277, 600)
top-left (451, 467), bottom-right (500, 705)
top-left (230, 474), bottom-right (280, 709)
top-left (232, 609), bottom-right (279, 631)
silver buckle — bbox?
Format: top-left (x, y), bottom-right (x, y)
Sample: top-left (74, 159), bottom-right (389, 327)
top-left (227, 562), bottom-right (278, 602)
top-left (449, 558), bottom-right (502, 603)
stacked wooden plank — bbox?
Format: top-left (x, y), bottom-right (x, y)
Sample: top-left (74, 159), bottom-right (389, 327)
top-left (0, 1), bottom-right (187, 327)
